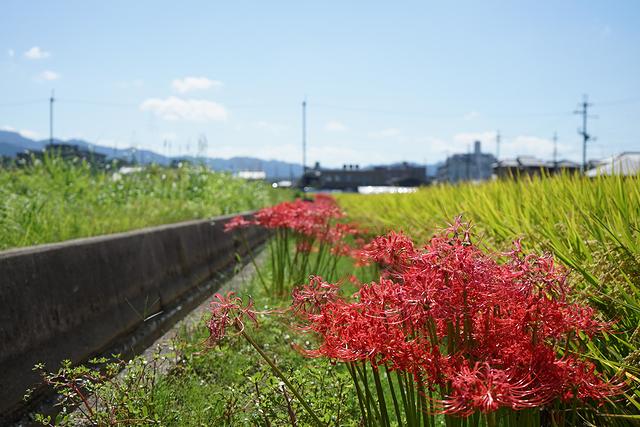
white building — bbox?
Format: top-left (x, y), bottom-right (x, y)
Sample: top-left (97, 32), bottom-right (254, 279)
top-left (586, 152), bottom-right (640, 177)
top-left (235, 170), bottom-right (267, 180)
top-left (437, 141), bottom-right (496, 183)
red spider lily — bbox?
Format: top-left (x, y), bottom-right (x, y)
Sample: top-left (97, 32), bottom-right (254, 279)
top-left (293, 220), bottom-right (624, 418)
top-left (223, 215), bottom-right (255, 232)
top-left (206, 292), bottom-right (258, 347)
top-left (253, 198), bottom-right (343, 239)
top-left (291, 276), bottom-right (340, 316)
top-left (441, 362), bottom-right (549, 416)
top-left (324, 222), bottom-right (361, 243)
top-left (225, 196), bottom-right (362, 255)
top-left (225, 196), bottom-right (365, 299)
top-left (541, 355), bottom-right (626, 403)
top-left (358, 231), bottom-right (416, 273)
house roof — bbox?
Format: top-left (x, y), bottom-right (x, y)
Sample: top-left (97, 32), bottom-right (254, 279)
top-left (586, 152), bottom-right (640, 177)
top-left (495, 156), bottom-right (581, 169)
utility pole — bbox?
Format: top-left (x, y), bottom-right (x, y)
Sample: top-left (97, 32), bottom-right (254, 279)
top-left (552, 132), bottom-right (558, 166)
top-left (574, 94), bottom-right (595, 173)
top-left (302, 98), bottom-right (307, 173)
top-left (495, 130), bottom-right (501, 160)
top-left (49, 90), bottom-right (55, 145)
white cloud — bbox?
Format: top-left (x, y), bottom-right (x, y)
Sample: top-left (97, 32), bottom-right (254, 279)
top-left (1, 125), bottom-right (40, 139)
top-left (410, 136), bottom-right (455, 158)
top-left (368, 128), bottom-right (401, 138)
top-left (140, 96), bottom-right (228, 121)
top-left (450, 131), bottom-right (499, 156)
top-left (37, 70), bottom-right (60, 81)
top-left (8, 49), bottom-right (14, 57)
top-left (24, 46), bottom-right (51, 59)
top-left (19, 129), bottom-right (40, 139)
top-left (453, 131), bottom-right (497, 146)
top-left (324, 120), bottom-right (348, 132)
top-left (501, 135), bottom-right (574, 159)
top-left (449, 131), bottom-right (575, 160)
top-left (254, 120), bottom-right (289, 134)
top-left (171, 77), bottom-right (222, 93)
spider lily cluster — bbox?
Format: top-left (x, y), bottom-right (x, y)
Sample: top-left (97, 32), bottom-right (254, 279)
top-left (214, 199), bottom-right (623, 426)
top-left (293, 219), bottom-right (623, 425)
top-left (225, 195), bottom-right (363, 297)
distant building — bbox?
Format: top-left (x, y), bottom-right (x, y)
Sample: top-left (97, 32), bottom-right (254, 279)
top-left (235, 170), bottom-right (267, 180)
top-left (302, 162), bottom-right (427, 191)
top-left (493, 156), bottom-right (580, 178)
top-left (272, 180), bottom-right (293, 188)
top-left (586, 152), bottom-right (640, 177)
top-left (437, 141), bottom-right (496, 183)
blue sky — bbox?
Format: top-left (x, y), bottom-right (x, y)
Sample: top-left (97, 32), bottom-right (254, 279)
top-left (1, 0), bottom-right (639, 166)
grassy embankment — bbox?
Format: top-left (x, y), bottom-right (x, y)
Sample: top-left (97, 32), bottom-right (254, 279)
top-left (0, 156), bottom-right (291, 250)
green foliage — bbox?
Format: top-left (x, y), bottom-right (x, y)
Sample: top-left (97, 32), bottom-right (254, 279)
top-left (151, 266), bottom-right (364, 426)
top-left (0, 155), bottom-right (291, 250)
top-left (31, 355), bottom-right (165, 426)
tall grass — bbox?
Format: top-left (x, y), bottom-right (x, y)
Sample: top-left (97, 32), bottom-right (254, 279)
top-left (337, 173), bottom-right (640, 419)
top-left (0, 155), bottom-right (291, 250)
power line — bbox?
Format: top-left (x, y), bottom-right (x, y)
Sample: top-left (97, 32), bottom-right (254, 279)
top-left (57, 99), bottom-right (139, 107)
top-left (312, 102), bottom-right (573, 118)
top-left (597, 96), bottom-right (640, 107)
top-left (0, 96), bottom-right (600, 120)
top-left (0, 99), bottom-right (48, 107)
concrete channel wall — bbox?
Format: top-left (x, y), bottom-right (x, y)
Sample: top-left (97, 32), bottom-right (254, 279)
top-left (0, 213), bottom-right (267, 423)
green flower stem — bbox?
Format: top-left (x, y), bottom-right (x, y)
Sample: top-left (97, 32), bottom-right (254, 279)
top-left (348, 362), bottom-right (371, 427)
top-left (239, 231), bottom-right (269, 295)
top-left (240, 330), bottom-right (326, 427)
top-left (372, 366), bottom-right (391, 427)
top-left (385, 366), bottom-right (403, 427)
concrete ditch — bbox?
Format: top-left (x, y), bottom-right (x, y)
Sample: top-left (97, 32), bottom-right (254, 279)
top-left (0, 213), bottom-right (267, 425)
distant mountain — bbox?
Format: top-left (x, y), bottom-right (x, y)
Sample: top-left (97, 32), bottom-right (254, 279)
top-left (0, 130), bottom-right (302, 179)
top-left (0, 130), bottom-right (441, 179)
top-left (0, 130), bottom-right (46, 155)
